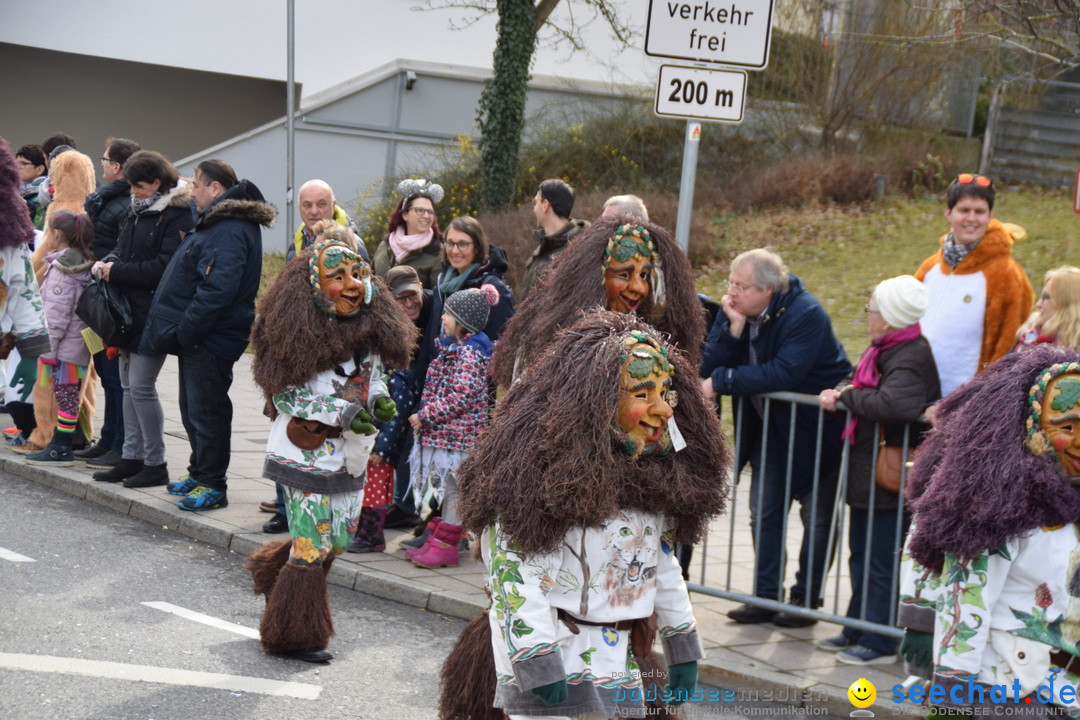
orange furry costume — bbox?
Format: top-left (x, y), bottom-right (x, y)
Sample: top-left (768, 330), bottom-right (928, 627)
top-left (914, 219), bottom-right (1032, 396)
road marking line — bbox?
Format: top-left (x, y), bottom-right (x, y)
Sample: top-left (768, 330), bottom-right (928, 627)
top-left (0, 547), bottom-right (34, 562)
top-left (141, 601), bottom-right (260, 639)
top-left (0, 653), bottom-right (321, 699)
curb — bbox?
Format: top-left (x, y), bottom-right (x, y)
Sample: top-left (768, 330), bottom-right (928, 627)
top-left (3, 455), bottom-right (923, 717)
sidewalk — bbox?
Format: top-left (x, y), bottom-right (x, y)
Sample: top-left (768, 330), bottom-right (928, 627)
top-left (2, 353), bottom-right (923, 717)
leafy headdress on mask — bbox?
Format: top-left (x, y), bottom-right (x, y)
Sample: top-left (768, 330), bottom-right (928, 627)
top-left (490, 216), bottom-right (703, 390)
top-left (458, 310), bottom-right (729, 557)
top-left (908, 345), bottom-right (1080, 573)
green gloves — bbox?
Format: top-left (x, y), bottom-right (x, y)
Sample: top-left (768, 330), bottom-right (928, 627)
top-left (666, 660), bottom-right (698, 705)
top-left (531, 679), bottom-right (568, 706)
top-left (9, 356), bottom-right (36, 402)
top-left (899, 629), bottom-right (933, 670)
top-left (373, 396), bottom-right (396, 423)
top-left (350, 409), bottom-right (375, 436)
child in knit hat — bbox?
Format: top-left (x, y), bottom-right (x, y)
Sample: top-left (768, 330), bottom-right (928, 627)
top-left (406, 283), bottom-right (499, 568)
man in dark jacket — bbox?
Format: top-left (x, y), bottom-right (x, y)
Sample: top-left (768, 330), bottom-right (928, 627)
top-left (142, 159), bottom-right (275, 512)
top-left (518, 178), bottom-right (588, 303)
top-left (701, 249), bottom-right (852, 626)
top-left (77, 137), bottom-right (140, 467)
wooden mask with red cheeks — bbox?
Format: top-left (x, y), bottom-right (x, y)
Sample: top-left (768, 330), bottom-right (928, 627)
top-left (614, 336), bottom-right (676, 459)
top-left (1026, 364), bottom-right (1080, 481)
top-left (603, 225), bottom-right (661, 315)
top-left (308, 238), bottom-right (372, 318)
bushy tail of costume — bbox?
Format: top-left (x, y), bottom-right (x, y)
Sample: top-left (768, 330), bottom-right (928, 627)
top-left (245, 540), bottom-right (292, 598)
top-left (438, 611), bottom-right (503, 720)
top-left (259, 561), bottom-right (334, 654)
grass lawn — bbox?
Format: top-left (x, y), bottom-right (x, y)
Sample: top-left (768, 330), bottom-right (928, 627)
top-left (692, 185), bottom-right (1080, 361)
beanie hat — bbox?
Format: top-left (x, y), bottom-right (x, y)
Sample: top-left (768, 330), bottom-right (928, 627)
top-left (386, 265), bottom-right (422, 297)
top-left (445, 284), bottom-right (498, 334)
top-left (874, 275), bottom-right (928, 329)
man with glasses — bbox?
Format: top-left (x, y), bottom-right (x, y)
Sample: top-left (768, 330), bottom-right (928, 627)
top-left (286, 179), bottom-right (368, 262)
top-left (914, 174), bottom-right (1032, 396)
top-left (700, 249), bottom-right (851, 627)
top-left (75, 137), bottom-right (141, 467)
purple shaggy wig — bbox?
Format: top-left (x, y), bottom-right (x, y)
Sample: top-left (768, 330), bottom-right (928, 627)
top-left (490, 216), bottom-right (704, 389)
top-left (459, 310), bottom-right (730, 556)
top-left (908, 345), bottom-right (1080, 572)
top-left (0, 139), bottom-right (34, 250)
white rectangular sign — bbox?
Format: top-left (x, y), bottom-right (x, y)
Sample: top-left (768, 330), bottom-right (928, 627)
top-left (655, 65), bottom-right (747, 123)
top-left (645, 0), bottom-right (774, 69)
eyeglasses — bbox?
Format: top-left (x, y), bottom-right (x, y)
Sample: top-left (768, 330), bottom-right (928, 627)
top-left (863, 304), bottom-right (881, 315)
top-left (446, 240), bottom-right (472, 250)
top-left (410, 208), bottom-right (435, 217)
top-left (956, 173), bottom-right (992, 188)
top-left (725, 280), bottom-right (752, 294)
top-left (101, 156), bottom-right (117, 164)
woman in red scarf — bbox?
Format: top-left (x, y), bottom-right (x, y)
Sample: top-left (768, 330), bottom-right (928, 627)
top-left (815, 275), bottom-right (941, 665)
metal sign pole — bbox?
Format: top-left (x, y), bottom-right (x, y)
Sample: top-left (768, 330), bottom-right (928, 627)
top-left (674, 121), bottom-right (701, 254)
top-left (285, 0), bottom-right (296, 253)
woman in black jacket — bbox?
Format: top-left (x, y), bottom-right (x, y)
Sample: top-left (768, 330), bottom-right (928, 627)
top-left (816, 275), bottom-right (941, 665)
top-left (90, 151), bottom-right (193, 487)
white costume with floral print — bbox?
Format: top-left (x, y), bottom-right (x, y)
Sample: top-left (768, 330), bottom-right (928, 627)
top-left (933, 524), bottom-right (1080, 709)
top-left (484, 509), bottom-right (703, 717)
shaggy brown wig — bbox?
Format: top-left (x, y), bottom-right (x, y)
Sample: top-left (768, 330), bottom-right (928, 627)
top-left (251, 247), bottom-right (418, 401)
top-left (0, 139), bottom-right (34, 250)
top-left (459, 310), bottom-right (730, 556)
top-left (908, 345), bottom-right (1080, 573)
top-left (490, 216), bottom-right (705, 389)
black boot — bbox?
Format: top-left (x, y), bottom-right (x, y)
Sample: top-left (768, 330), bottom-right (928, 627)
top-left (93, 457), bottom-right (144, 482)
top-left (123, 463), bottom-right (169, 488)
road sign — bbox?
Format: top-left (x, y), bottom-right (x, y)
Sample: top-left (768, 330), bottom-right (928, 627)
top-left (645, 0), bottom-right (774, 69)
top-left (655, 64), bottom-right (747, 123)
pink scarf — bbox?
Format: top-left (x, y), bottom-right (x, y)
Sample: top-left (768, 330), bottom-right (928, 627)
top-left (388, 226), bottom-right (434, 262)
top-left (841, 323), bottom-right (922, 443)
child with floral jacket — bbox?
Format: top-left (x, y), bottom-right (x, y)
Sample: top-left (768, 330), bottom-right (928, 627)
top-left (406, 283), bottom-right (499, 569)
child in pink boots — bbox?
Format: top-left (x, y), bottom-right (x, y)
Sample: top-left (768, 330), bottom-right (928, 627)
top-left (406, 284), bottom-right (498, 568)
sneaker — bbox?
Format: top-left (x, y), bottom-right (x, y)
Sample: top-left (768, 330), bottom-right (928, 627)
top-left (6, 434), bottom-right (31, 452)
top-left (178, 485), bottom-right (228, 511)
top-left (167, 474), bottom-right (199, 496)
top-left (816, 634), bottom-right (859, 652)
top-left (837, 645), bottom-right (898, 666)
top-left (25, 445), bottom-right (75, 466)
top-left (3, 426), bottom-right (21, 438)
top-left (86, 450), bottom-right (122, 469)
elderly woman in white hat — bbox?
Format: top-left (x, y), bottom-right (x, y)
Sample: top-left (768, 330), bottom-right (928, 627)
top-left (814, 275), bottom-right (942, 666)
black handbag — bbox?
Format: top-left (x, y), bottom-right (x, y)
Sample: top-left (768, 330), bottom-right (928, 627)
top-left (76, 276), bottom-right (133, 347)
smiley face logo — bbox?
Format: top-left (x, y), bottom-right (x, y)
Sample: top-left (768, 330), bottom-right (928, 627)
top-left (848, 678), bottom-right (876, 708)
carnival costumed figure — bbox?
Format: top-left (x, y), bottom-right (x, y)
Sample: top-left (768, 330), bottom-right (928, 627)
top-left (903, 345), bottom-right (1080, 711)
top-left (439, 311), bottom-right (730, 720)
top-left (490, 217), bottom-right (705, 390)
top-left (246, 226), bottom-right (417, 663)
top-left (0, 139), bottom-right (50, 421)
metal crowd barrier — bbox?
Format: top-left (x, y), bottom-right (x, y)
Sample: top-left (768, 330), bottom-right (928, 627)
top-left (686, 390), bottom-right (915, 639)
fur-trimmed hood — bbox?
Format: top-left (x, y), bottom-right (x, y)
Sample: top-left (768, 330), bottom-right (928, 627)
top-left (45, 247), bottom-right (94, 274)
top-left (197, 179), bottom-right (277, 230)
top-left (144, 179), bottom-right (193, 214)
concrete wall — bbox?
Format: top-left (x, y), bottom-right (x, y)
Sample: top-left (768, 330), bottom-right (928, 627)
top-left (0, 43), bottom-right (290, 164)
top-left (175, 60), bottom-right (647, 254)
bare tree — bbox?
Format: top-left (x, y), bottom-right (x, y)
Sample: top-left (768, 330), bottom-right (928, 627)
top-left (416, 0), bottom-right (633, 211)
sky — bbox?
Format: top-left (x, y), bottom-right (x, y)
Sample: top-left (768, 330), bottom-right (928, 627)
top-left (0, 0), bottom-right (660, 98)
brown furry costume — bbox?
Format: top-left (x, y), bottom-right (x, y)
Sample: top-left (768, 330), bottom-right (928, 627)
top-left (247, 245), bottom-right (418, 659)
top-left (489, 216), bottom-right (705, 390)
top-left (25, 151), bottom-right (99, 450)
top-left (441, 311), bottom-right (729, 719)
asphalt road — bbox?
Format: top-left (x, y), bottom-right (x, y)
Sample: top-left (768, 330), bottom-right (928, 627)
top-left (0, 470), bottom-right (459, 720)
top-left (0, 469), bottom-right (842, 720)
